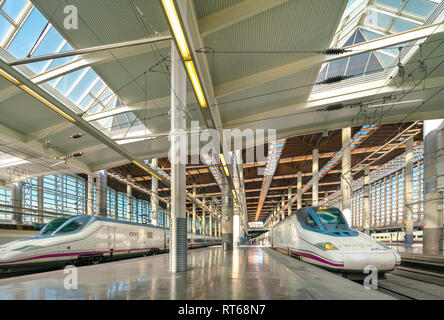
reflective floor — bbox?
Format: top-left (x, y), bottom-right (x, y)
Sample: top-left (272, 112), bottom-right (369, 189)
top-left (388, 243), bottom-right (444, 256)
top-left (0, 246), bottom-right (391, 300)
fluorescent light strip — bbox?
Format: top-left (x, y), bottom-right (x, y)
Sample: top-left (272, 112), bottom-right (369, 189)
top-left (367, 99), bottom-right (423, 108)
top-left (161, 0), bottom-right (191, 60)
top-left (132, 160), bottom-right (163, 181)
top-left (185, 61), bottom-right (207, 108)
top-left (18, 84), bottom-right (76, 122)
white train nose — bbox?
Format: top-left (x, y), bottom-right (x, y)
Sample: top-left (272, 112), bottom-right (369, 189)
top-left (341, 252), bottom-right (397, 271)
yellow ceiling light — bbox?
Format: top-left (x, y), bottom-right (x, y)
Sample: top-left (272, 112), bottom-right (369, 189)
top-left (185, 60), bottom-right (207, 108)
top-left (219, 154), bottom-right (230, 177)
top-left (219, 154), bottom-right (227, 166)
top-left (0, 69), bottom-right (20, 85)
top-left (132, 160), bottom-right (163, 180)
top-left (161, 0), bottom-right (191, 60)
top-left (18, 84), bottom-right (76, 122)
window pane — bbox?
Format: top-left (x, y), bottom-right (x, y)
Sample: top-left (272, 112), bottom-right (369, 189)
top-left (0, 15), bottom-right (13, 44)
top-left (404, 0), bottom-right (438, 17)
top-left (2, 0), bottom-right (29, 22)
top-left (7, 8), bottom-right (47, 58)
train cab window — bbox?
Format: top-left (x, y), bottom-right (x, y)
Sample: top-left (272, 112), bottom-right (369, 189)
top-left (38, 218), bottom-right (69, 236)
top-left (313, 207), bottom-right (348, 231)
top-left (296, 208), bottom-right (320, 230)
top-left (54, 216), bottom-right (91, 235)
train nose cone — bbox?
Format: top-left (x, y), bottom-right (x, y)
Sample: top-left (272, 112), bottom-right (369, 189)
top-left (341, 252), bottom-right (397, 271)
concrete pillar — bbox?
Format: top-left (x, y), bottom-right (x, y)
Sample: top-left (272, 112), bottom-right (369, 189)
top-left (202, 197), bottom-right (206, 236)
top-left (297, 171), bottom-right (302, 209)
top-left (405, 137), bottom-right (414, 244)
top-left (192, 186), bottom-right (196, 234)
top-left (168, 41), bottom-right (187, 272)
top-left (288, 186), bottom-right (292, 216)
top-left (423, 120), bottom-right (444, 254)
top-left (114, 189), bottom-right (118, 219)
top-left (209, 200), bottom-right (213, 237)
top-left (313, 149), bottom-right (319, 206)
top-left (281, 195), bottom-right (285, 220)
top-left (87, 175), bottom-right (94, 216)
top-left (12, 182), bottom-right (23, 224)
top-left (342, 127), bottom-right (352, 225)
top-left (96, 170), bottom-right (107, 217)
top-left (151, 158), bottom-right (158, 226)
top-left (127, 175), bottom-right (132, 221)
top-left (222, 183), bottom-right (234, 251)
top-left (363, 165), bottom-right (371, 233)
top-left (37, 177), bottom-right (43, 224)
top-left (167, 200), bottom-right (170, 228)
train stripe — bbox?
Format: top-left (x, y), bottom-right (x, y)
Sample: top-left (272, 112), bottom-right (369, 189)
top-left (0, 242), bottom-right (220, 265)
top-left (274, 246), bottom-right (344, 267)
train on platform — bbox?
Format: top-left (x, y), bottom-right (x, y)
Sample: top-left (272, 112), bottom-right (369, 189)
top-left (266, 206), bottom-right (401, 274)
top-left (0, 215), bottom-right (220, 273)
top-left (371, 230), bottom-right (423, 243)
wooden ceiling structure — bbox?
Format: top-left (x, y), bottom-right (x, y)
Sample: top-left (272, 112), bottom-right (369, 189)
top-left (108, 121), bottom-right (423, 222)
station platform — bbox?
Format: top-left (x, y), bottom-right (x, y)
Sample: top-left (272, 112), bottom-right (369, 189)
top-left (0, 246), bottom-right (392, 300)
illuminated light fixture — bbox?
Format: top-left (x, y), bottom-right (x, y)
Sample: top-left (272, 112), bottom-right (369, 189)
top-left (185, 61), bottom-right (207, 108)
top-left (132, 160), bottom-right (162, 181)
top-left (160, 0), bottom-right (207, 108)
top-left (161, 0), bottom-right (191, 60)
top-left (18, 84), bottom-right (76, 122)
top-left (219, 153), bottom-right (230, 177)
top-left (367, 99), bottom-right (423, 108)
top-left (0, 69), bottom-right (20, 85)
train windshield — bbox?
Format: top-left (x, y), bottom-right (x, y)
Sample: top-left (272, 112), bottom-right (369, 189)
top-left (313, 207), bottom-right (348, 230)
top-left (38, 218), bottom-right (70, 236)
top-left (53, 216), bottom-right (92, 235)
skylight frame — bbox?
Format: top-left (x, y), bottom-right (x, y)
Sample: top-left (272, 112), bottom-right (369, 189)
top-left (0, 1), bottom-right (150, 139)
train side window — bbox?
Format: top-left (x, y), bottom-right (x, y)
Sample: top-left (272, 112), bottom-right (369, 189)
top-left (296, 208), bottom-right (320, 230)
top-left (57, 221), bottom-right (80, 234)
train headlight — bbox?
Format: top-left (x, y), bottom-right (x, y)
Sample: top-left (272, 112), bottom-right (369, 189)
top-left (315, 242), bottom-right (338, 251)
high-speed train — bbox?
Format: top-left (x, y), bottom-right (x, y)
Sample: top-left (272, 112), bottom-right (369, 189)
top-left (269, 206), bottom-right (401, 274)
top-left (0, 215), bottom-right (220, 273)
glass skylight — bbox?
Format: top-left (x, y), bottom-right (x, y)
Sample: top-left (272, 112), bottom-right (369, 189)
top-left (315, 0), bottom-right (441, 86)
top-left (0, 1), bottom-right (150, 140)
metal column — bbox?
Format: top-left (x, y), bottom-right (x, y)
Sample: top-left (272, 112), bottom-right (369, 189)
top-left (363, 165), bottom-right (371, 234)
top-left (312, 149), bottom-right (319, 206)
top-left (405, 137), bottom-right (414, 244)
top-left (192, 186), bottom-right (196, 234)
top-left (127, 175), bottom-right (132, 221)
top-left (169, 42), bottom-right (187, 272)
top-left (209, 200), bottom-right (213, 237)
top-left (288, 186), bottom-right (292, 216)
top-left (423, 120), bottom-right (444, 253)
top-left (221, 183), bottom-right (234, 251)
top-left (12, 182), bottom-right (23, 224)
top-left (97, 170), bottom-right (107, 217)
top-left (151, 158), bottom-right (158, 226)
top-left (37, 177), bottom-right (43, 224)
top-left (281, 195), bottom-right (285, 220)
top-left (87, 174), bottom-right (94, 216)
top-left (297, 171), bottom-right (302, 209)
top-left (342, 127), bottom-right (352, 225)
top-left (202, 197), bottom-right (206, 236)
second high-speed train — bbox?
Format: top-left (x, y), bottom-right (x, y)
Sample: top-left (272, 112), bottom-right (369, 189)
top-left (0, 215), bottom-right (220, 273)
top-left (268, 206), bottom-right (401, 274)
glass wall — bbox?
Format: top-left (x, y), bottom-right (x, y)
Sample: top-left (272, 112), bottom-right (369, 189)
top-left (351, 160), bottom-right (424, 229)
top-left (0, 173), bottom-right (156, 226)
